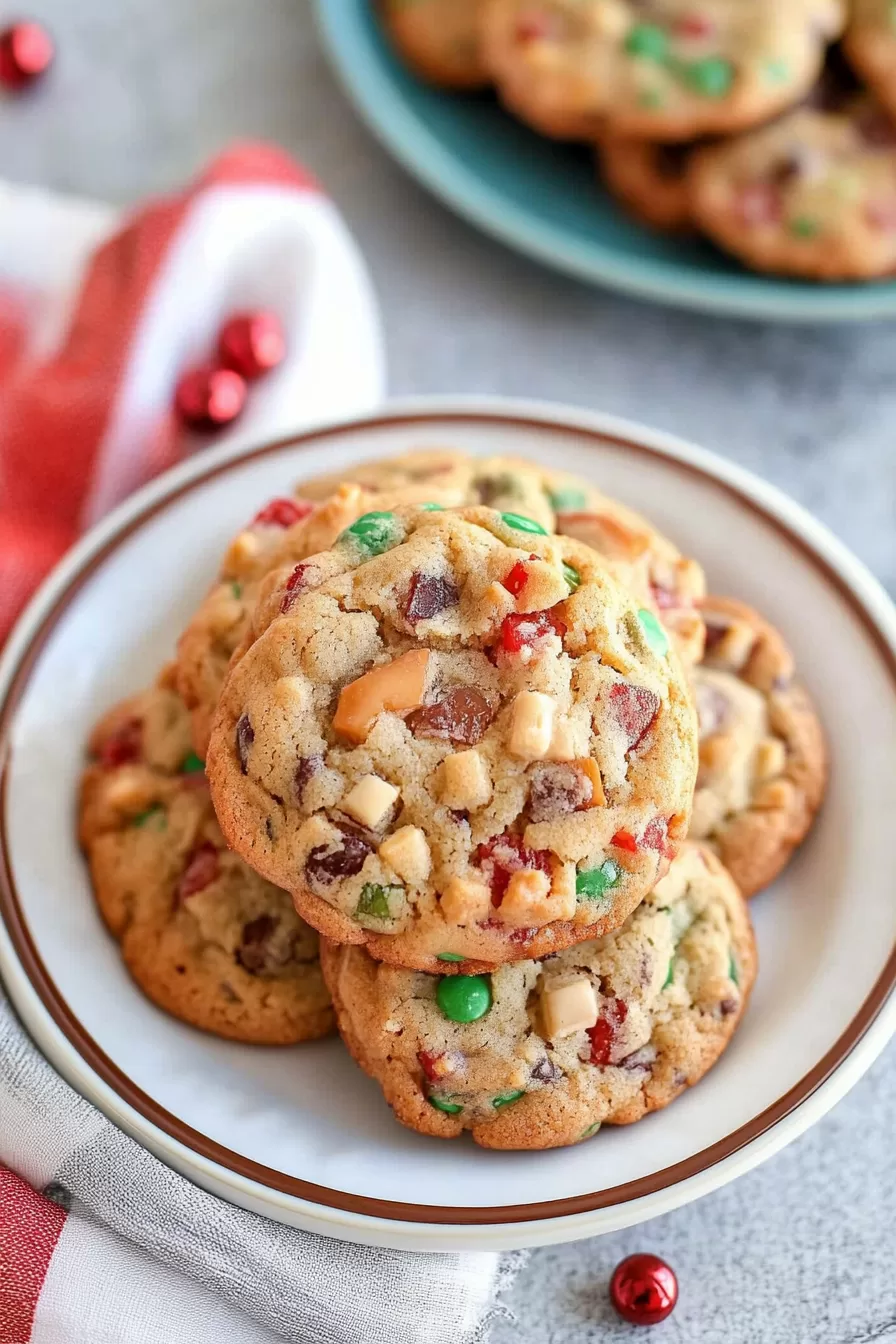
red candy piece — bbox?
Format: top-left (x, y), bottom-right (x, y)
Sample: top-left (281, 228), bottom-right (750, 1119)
top-left (178, 843), bottom-right (220, 901)
top-left (175, 366), bottom-right (247, 431)
top-left (675, 12), bottom-right (714, 38)
top-left (218, 311), bottom-right (286, 381)
top-left (611, 830), bottom-right (639, 853)
top-left (736, 182), bottom-right (782, 227)
top-left (587, 998), bottom-right (628, 1066)
top-left (280, 561), bottom-right (323, 613)
top-left (476, 832), bottom-right (552, 906)
top-left (0, 21), bottom-right (54, 89)
top-left (253, 497), bottom-right (313, 529)
top-left (500, 609), bottom-right (566, 655)
top-left (98, 717), bottom-right (142, 769)
top-left (641, 815), bottom-right (672, 857)
top-left (502, 554), bottom-right (539, 598)
top-left (609, 683), bottom-right (660, 750)
top-left (610, 1253), bottom-right (678, 1326)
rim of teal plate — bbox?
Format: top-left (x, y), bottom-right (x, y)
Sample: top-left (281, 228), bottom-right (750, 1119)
top-left (314, 0), bottom-right (896, 324)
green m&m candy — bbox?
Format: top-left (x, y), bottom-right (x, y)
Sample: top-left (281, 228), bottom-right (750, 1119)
top-left (789, 215), bottom-right (819, 239)
top-left (429, 1096), bottom-right (463, 1115)
top-left (638, 608), bottom-right (669, 657)
top-left (492, 1090), bottom-right (525, 1109)
top-left (663, 957), bottom-right (676, 990)
top-left (231, 581), bottom-right (243, 599)
top-left (420, 502), bottom-right (444, 511)
top-left (436, 973), bottom-right (492, 1023)
top-left (436, 952), bottom-right (466, 963)
top-left (548, 486), bottom-right (587, 512)
top-left (500, 511), bottom-right (548, 536)
top-left (685, 56), bottom-right (734, 98)
top-left (579, 1121), bottom-right (601, 1140)
top-left (728, 952), bottom-right (739, 986)
top-left (180, 750), bottom-right (205, 774)
top-left (562, 562), bottom-right (581, 593)
top-left (342, 511), bottom-right (398, 556)
top-left (576, 860), bottom-right (621, 901)
top-left (625, 22), bottom-right (669, 60)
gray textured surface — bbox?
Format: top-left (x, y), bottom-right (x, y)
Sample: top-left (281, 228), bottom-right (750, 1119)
top-left (2, 2), bottom-right (895, 1338)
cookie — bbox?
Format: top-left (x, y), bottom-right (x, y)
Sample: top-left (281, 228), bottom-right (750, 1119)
top-left (540, 467), bottom-right (706, 664)
top-left (176, 455), bottom-right (554, 757)
top-left (321, 840), bottom-right (755, 1149)
top-left (688, 92), bottom-right (896, 280)
top-left (480, 0), bottom-right (844, 143)
top-left (207, 504), bottom-right (698, 973)
top-left (844, 0), bottom-right (896, 125)
top-left (380, 0), bottom-right (490, 89)
top-left (79, 671), bottom-right (333, 1045)
top-left (689, 596), bottom-right (827, 897)
top-left (599, 137), bottom-right (694, 232)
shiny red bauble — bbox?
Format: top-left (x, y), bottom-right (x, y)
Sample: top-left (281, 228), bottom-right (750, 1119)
top-left (218, 311), bottom-right (286, 380)
top-left (609, 1254), bottom-right (678, 1326)
top-left (0, 21), bottom-right (54, 89)
top-left (174, 366), bottom-right (247, 432)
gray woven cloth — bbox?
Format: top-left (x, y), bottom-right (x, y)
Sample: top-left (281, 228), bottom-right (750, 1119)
top-left (0, 991), bottom-right (523, 1344)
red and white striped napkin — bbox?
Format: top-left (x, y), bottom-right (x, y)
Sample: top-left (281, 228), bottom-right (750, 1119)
top-left (0, 148), bottom-right (520, 1341)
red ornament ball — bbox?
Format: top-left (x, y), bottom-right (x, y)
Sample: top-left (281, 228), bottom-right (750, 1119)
top-left (610, 1254), bottom-right (678, 1327)
top-left (218, 311), bottom-right (286, 380)
top-left (0, 21), bottom-right (54, 90)
top-left (175, 366), bottom-right (247, 432)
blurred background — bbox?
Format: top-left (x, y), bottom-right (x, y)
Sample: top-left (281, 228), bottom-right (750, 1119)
top-left (2, 0), bottom-right (892, 596)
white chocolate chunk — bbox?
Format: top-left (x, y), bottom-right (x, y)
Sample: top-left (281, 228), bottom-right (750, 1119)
top-left (508, 691), bottom-right (555, 761)
top-left (223, 529), bottom-right (261, 571)
top-left (440, 876), bottom-right (492, 925)
top-left (439, 749), bottom-right (492, 810)
top-left (379, 825), bottom-right (431, 883)
top-left (498, 869), bottom-right (552, 927)
top-left (754, 736), bottom-right (786, 782)
top-left (541, 976), bottom-right (599, 1039)
top-left (341, 775), bottom-right (399, 830)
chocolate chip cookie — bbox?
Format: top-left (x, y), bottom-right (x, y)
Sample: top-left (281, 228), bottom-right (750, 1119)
top-left (689, 596), bottom-right (827, 896)
top-left (322, 840), bottom-right (755, 1149)
top-left (79, 671), bottom-right (333, 1044)
top-left (480, 0), bottom-right (844, 142)
top-left (207, 504), bottom-right (698, 973)
top-left (688, 90), bottom-right (896, 280)
top-left (380, 0), bottom-right (490, 89)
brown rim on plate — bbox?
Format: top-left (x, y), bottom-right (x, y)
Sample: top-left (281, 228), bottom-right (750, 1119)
top-left (1, 408), bottom-right (895, 1227)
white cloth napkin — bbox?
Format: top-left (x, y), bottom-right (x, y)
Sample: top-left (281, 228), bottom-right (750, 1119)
top-left (0, 154), bottom-right (522, 1342)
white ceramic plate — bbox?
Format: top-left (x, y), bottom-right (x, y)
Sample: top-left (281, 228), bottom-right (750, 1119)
top-left (1, 399), bottom-right (895, 1253)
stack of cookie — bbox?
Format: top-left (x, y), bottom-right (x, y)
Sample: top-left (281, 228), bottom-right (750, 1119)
top-left (79, 450), bottom-right (826, 1150)
top-left (379, 0), bottom-right (896, 282)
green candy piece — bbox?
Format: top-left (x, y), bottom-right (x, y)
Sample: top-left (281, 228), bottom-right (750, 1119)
top-left (420, 502), bottom-right (444, 511)
top-left (763, 58), bottom-right (789, 84)
top-left (436, 974), bottom-right (492, 1023)
top-left (790, 216), bottom-right (819, 239)
top-left (437, 952), bottom-right (466, 963)
top-left (355, 883), bottom-right (402, 920)
top-left (180, 750), bottom-right (205, 774)
top-left (625, 22), bottom-right (669, 60)
top-left (132, 803), bottom-right (165, 829)
top-left (684, 56), bottom-right (734, 98)
top-left (428, 1095), bottom-right (463, 1114)
top-left (562, 562), bottom-right (581, 593)
top-left (342, 511), bottom-right (398, 556)
top-left (638, 607), bottom-right (669, 657)
top-left (500, 511), bottom-right (547, 536)
top-left (493, 1090), bottom-right (525, 1109)
top-left (663, 958), bottom-right (675, 990)
top-left (231, 581), bottom-right (243, 599)
top-left (728, 952), bottom-right (739, 987)
top-left (547, 486), bottom-right (586, 512)
top-left (579, 1121), bottom-right (601, 1140)
top-left (576, 860), bottom-right (621, 901)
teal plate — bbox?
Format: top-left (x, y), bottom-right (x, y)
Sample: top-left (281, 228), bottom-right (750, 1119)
top-left (315, 0), bottom-right (896, 323)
